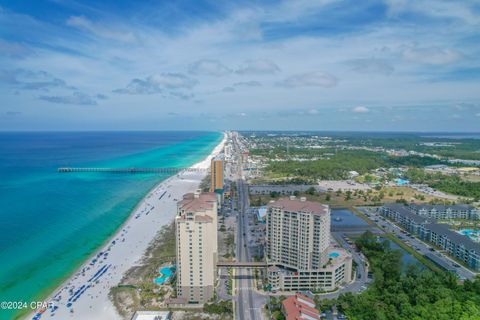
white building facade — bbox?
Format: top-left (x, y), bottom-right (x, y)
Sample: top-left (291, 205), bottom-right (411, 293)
top-left (266, 197), bottom-right (352, 292)
top-left (175, 191), bottom-right (218, 303)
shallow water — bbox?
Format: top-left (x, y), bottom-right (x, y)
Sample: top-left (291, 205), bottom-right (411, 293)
top-left (0, 131), bottom-right (222, 319)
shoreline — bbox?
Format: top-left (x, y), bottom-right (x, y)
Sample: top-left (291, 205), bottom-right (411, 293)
top-left (28, 133), bottom-right (226, 320)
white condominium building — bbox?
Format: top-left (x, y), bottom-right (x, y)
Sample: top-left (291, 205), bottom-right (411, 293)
top-left (266, 196), bottom-right (353, 292)
top-left (409, 204), bottom-right (479, 220)
top-left (267, 197), bottom-right (330, 270)
top-left (175, 191), bottom-right (218, 303)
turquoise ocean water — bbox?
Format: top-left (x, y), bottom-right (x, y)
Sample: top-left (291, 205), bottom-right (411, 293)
top-left (0, 131), bottom-right (222, 319)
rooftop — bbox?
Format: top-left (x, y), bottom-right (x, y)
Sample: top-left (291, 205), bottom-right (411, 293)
top-left (383, 203), bottom-right (431, 224)
top-left (268, 197), bottom-right (329, 216)
top-left (326, 247), bottom-right (351, 263)
top-left (131, 311), bottom-right (171, 320)
top-left (425, 223), bottom-right (480, 252)
top-left (410, 203), bottom-right (475, 211)
top-left (178, 191), bottom-right (217, 213)
top-left (282, 294), bottom-right (320, 320)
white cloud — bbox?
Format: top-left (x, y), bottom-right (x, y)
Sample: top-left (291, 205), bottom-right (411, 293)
top-left (149, 73), bottom-right (197, 89)
top-left (403, 47), bottom-right (462, 65)
top-left (113, 73), bottom-right (197, 96)
top-left (0, 69), bottom-right (76, 91)
top-left (2, 0), bottom-right (480, 131)
top-left (221, 86), bottom-right (235, 93)
top-left (0, 39), bottom-right (33, 59)
top-left (308, 108), bottom-right (320, 115)
top-left (236, 59), bottom-right (280, 75)
top-left (233, 81), bottom-right (261, 87)
top-left (66, 16), bottom-right (137, 42)
top-left (5, 111), bottom-right (22, 116)
top-left (385, 0), bottom-right (407, 17)
top-left (277, 71), bottom-right (337, 88)
top-left (348, 58), bottom-right (394, 75)
top-left (39, 92), bottom-right (98, 105)
top-left (188, 59), bottom-right (231, 76)
top-left (352, 106), bottom-right (370, 113)
top-left (413, 1), bottom-right (480, 25)
top-left (385, 0), bottom-right (480, 25)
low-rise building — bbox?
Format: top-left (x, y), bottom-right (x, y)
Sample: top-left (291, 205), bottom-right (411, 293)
top-left (131, 311), bottom-right (171, 320)
top-left (382, 203), bottom-right (431, 234)
top-left (256, 206), bottom-right (267, 223)
top-left (421, 223), bottom-right (480, 272)
top-left (381, 203), bottom-right (480, 272)
top-left (282, 293), bottom-right (320, 320)
top-left (409, 204), bottom-right (478, 220)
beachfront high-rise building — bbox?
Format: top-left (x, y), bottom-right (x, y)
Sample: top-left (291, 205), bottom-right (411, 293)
top-left (266, 196), bottom-right (353, 292)
top-left (210, 157), bottom-right (224, 193)
top-left (175, 191), bottom-right (218, 303)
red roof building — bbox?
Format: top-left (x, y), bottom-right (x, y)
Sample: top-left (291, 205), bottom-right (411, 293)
top-left (281, 293), bottom-right (321, 320)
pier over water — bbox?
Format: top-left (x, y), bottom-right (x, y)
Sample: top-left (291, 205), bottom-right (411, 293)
top-left (58, 167), bottom-right (207, 174)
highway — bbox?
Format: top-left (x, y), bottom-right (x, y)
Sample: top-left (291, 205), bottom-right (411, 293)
top-left (232, 134), bottom-right (266, 320)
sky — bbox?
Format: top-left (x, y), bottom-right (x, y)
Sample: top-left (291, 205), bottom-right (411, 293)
top-left (1, 0), bottom-right (480, 132)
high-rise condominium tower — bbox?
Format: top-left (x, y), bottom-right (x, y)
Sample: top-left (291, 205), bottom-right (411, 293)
top-left (210, 157), bottom-right (224, 192)
top-left (175, 191), bottom-right (218, 303)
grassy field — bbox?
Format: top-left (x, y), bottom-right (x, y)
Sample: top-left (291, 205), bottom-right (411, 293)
top-left (461, 174), bottom-right (480, 183)
top-left (249, 186), bottom-right (455, 208)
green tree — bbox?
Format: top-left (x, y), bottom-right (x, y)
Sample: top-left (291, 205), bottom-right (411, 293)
top-left (306, 186), bottom-right (316, 195)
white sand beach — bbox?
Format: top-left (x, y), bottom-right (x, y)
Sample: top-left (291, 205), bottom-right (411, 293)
top-left (30, 135), bottom-right (226, 320)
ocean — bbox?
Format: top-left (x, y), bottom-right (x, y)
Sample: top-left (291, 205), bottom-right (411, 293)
top-left (0, 131), bottom-right (222, 319)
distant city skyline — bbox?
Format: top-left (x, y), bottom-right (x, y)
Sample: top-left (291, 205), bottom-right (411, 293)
top-left (1, 0), bottom-right (480, 131)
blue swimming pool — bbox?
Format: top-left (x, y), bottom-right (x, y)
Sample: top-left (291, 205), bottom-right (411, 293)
top-left (395, 178), bottom-right (409, 186)
top-left (160, 267), bottom-right (174, 277)
top-left (329, 252), bottom-right (340, 258)
top-left (154, 266), bottom-right (175, 285)
top-left (154, 277), bottom-right (167, 284)
top-left (458, 229), bottom-right (480, 242)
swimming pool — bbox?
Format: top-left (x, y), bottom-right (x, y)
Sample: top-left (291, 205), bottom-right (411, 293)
top-left (329, 252), bottom-right (340, 258)
top-left (154, 266), bottom-right (175, 285)
top-left (154, 277), bottom-right (167, 285)
top-left (160, 267), bottom-right (174, 277)
top-left (458, 229), bottom-right (480, 242)
top-left (395, 178), bottom-right (409, 186)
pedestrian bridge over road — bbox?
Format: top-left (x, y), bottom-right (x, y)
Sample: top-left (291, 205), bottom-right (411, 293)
top-left (217, 261), bottom-right (267, 268)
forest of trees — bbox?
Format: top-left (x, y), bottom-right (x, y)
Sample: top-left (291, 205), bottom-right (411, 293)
top-left (248, 133), bottom-right (480, 161)
top-left (264, 150), bottom-right (447, 182)
top-left (405, 169), bottom-right (480, 201)
top-left (322, 231), bottom-right (480, 320)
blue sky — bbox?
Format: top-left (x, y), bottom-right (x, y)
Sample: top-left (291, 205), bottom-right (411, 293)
top-left (1, 0), bottom-right (479, 131)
